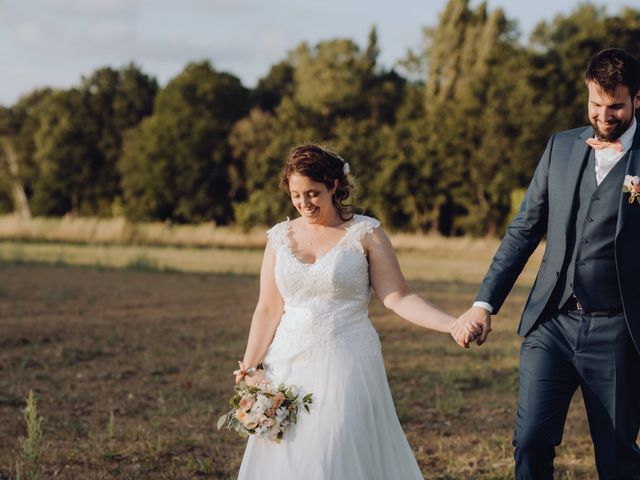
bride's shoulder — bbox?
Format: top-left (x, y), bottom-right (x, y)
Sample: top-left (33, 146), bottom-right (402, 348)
top-left (351, 213), bottom-right (381, 229)
top-left (266, 218), bottom-right (291, 245)
top-left (348, 214), bottom-right (382, 238)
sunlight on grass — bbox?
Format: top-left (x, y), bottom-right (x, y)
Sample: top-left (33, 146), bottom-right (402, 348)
top-left (0, 239), bottom-right (543, 286)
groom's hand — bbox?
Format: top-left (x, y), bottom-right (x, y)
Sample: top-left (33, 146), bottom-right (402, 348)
top-left (450, 313), bottom-right (482, 348)
top-left (457, 306), bottom-right (492, 346)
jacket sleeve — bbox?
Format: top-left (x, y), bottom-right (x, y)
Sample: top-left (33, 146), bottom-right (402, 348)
top-left (475, 134), bottom-right (555, 314)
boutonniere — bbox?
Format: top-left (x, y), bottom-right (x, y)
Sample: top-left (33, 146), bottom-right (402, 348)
top-left (623, 175), bottom-right (640, 204)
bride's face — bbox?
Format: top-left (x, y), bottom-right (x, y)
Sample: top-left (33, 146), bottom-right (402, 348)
top-left (288, 173), bottom-right (337, 224)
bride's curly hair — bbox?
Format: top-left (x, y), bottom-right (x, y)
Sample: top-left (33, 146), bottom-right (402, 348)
top-left (281, 144), bottom-right (356, 221)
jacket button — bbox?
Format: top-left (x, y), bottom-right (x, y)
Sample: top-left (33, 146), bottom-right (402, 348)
top-left (591, 195), bottom-right (599, 201)
top-left (585, 217), bottom-right (593, 223)
top-left (576, 260), bottom-right (585, 266)
top-left (579, 239), bottom-right (588, 245)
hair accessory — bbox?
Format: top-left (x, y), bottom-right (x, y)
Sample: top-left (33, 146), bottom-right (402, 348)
top-left (323, 147), bottom-right (350, 176)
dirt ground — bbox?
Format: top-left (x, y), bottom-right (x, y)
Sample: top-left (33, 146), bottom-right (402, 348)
top-left (0, 263), bottom-right (597, 479)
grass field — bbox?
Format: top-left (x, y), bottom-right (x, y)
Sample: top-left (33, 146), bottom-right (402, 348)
top-left (0, 243), bottom-right (599, 479)
top-left (0, 237), bottom-right (542, 284)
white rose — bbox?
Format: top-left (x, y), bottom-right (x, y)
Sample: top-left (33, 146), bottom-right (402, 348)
top-left (626, 175), bottom-right (640, 186)
top-left (251, 394), bottom-right (271, 416)
top-left (260, 417), bottom-right (276, 430)
top-left (243, 413), bottom-right (260, 430)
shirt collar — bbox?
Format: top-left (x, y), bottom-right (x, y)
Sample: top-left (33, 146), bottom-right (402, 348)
top-left (617, 116), bottom-right (637, 153)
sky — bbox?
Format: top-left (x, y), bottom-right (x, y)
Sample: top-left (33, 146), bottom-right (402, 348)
top-left (0, 0), bottom-right (635, 106)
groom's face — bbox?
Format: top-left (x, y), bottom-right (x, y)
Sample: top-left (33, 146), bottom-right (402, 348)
top-left (587, 81), bottom-right (640, 141)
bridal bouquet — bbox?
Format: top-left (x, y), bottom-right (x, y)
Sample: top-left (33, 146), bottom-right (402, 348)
top-left (217, 381), bottom-right (313, 443)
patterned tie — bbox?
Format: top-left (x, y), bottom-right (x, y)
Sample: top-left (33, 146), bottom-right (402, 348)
top-left (586, 137), bottom-right (624, 152)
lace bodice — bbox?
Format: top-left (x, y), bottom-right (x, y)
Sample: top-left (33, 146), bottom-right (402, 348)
top-left (263, 215), bottom-right (382, 377)
top-left (267, 214), bottom-right (380, 308)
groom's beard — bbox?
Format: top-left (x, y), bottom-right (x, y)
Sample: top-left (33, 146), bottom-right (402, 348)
top-left (591, 109), bottom-right (634, 141)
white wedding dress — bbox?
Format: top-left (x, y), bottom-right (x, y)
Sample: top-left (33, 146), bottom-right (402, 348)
top-left (237, 214), bottom-right (424, 480)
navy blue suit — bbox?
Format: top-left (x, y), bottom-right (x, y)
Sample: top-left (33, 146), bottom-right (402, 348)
top-left (477, 125), bottom-right (640, 479)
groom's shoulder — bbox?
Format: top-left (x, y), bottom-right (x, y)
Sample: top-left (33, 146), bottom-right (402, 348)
top-left (552, 125), bottom-right (591, 143)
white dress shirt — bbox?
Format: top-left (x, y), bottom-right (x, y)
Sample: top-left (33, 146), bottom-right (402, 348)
top-left (594, 117), bottom-right (636, 185)
top-left (473, 118), bottom-right (637, 314)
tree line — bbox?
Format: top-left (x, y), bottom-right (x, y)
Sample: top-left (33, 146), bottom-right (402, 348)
top-left (1, 0), bottom-right (639, 235)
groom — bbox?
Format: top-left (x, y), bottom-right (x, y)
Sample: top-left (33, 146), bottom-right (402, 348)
top-left (453, 48), bottom-right (640, 479)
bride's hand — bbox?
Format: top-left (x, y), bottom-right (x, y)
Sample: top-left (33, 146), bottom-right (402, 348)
top-left (234, 361), bottom-right (266, 385)
top-left (464, 321), bottom-right (482, 344)
top-left (244, 370), bottom-right (266, 386)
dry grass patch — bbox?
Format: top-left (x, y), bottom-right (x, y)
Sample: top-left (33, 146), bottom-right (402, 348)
top-left (0, 237), bottom-right (544, 285)
top-left (0, 215), bottom-right (267, 249)
top-left (0, 263), bottom-right (598, 479)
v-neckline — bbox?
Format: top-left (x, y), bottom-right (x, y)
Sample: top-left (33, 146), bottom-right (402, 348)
top-left (285, 217), bottom-right (354, 266)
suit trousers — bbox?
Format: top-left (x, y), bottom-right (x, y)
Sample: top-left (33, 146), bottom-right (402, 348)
top-left (513, 310), bottom-right (640, 479)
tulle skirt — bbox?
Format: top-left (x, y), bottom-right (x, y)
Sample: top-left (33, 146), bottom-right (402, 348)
top-left (237, 325), bottom-right (424, 480)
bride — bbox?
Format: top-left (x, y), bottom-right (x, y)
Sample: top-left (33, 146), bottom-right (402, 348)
top-left (235, 144), bottom-right (476, 479)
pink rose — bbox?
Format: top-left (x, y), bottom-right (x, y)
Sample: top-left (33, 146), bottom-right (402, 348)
top-left (272, 392), bottom-right (285, 410)
top-left (260, 417), bottom-right (276, 429)
top-left (239, 394), bottom-right (255, 411)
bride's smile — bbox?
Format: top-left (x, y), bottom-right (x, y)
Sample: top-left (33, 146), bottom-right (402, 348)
top-left (288, 173), bottom-right (339, 226)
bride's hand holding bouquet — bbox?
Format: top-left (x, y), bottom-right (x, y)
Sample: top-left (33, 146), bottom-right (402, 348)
top-left (234, 361), bottom-right (266, 386)
top-left (218, 361), bottom-right (313, 443)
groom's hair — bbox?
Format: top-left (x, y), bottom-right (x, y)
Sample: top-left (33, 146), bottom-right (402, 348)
top-left (585, 48), bottom-right (640, 98)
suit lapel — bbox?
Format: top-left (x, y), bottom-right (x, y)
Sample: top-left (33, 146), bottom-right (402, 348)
top-left (616, 123), bottom-right (640, 237)
top-left (560, 128), bottom-right (591, 231)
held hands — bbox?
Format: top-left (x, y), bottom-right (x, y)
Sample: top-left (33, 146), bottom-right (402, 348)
top-left (450, 306), bottom-right (492, 348)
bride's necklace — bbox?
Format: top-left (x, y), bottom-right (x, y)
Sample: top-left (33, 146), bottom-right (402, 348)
top-left (302, 217), bottom-right (341, 247)
top-left (302, 222), bottom-right (330, 247)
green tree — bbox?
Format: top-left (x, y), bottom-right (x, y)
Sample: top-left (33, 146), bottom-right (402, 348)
top-left (0, 89), bottom-right (53, 214)
top-left (229, 97), bottom-right (320, 228)
top-left (421, 0), bottom-right (529, 235)
top-left (28, 65), bottom-right (157, 216)
top-left (119, 61), bottom-right (249, 223)
top-left (31, 89), bottom-right (97, 215)
top-left (372, 84), bottom-right (446, 232)
top-left (0, 107), bottom-right (15, 213)
top-left (228, 29), bottom-right (406, 227)
top-left (251, 61), bottom-right (295, 112)
top-left (291, 27), bottom-right (383, 123)
top-left (79, 65), bottom-right (158, 214)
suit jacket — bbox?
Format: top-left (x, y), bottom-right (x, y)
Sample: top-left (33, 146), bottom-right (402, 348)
top-left (476, 124), bottom-right (640, 353)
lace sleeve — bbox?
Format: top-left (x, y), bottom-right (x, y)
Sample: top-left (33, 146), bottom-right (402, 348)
top-left (266, 220), bottom-right (289, 248)
top-left (349, 215), bottom-right (381, 247)
top-left (358, 215), bottom-right (381, 237)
